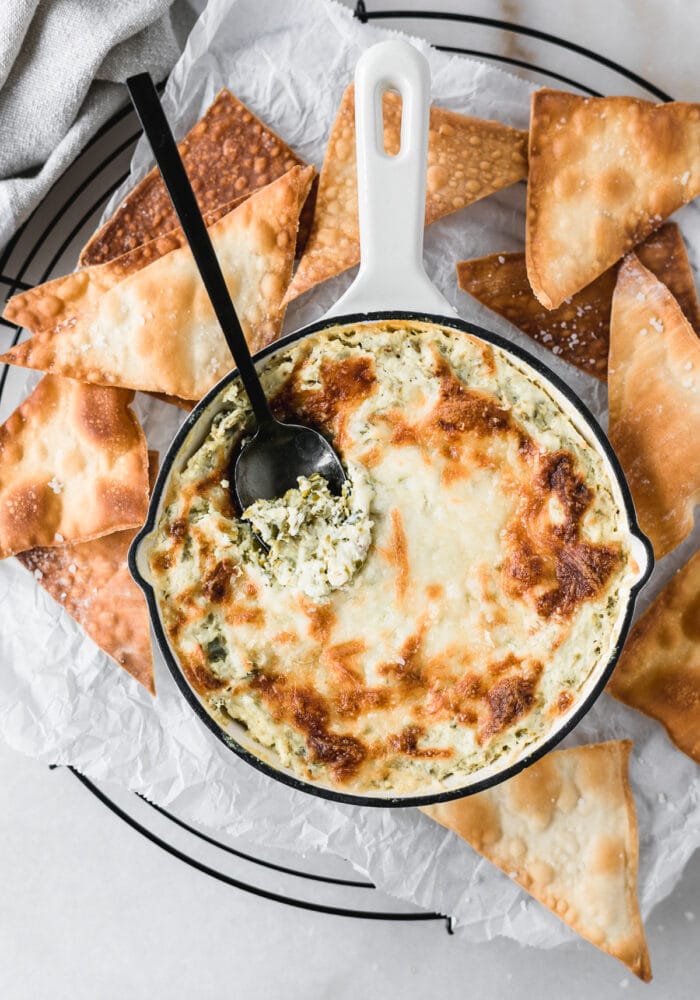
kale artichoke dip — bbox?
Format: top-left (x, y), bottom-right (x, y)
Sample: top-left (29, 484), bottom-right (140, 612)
top-left (148, 320), bottom-right (637, 795)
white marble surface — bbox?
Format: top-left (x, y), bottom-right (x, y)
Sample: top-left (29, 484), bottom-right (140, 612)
top-left (2, 2), bottom-right (699, 998)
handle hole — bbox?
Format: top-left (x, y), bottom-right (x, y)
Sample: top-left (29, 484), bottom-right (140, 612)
top-left (381, 87), bottom-right (402, 157)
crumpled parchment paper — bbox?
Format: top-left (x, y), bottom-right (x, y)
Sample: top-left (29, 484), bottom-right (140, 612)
top-left (2, 0), bottom-right (699, 950)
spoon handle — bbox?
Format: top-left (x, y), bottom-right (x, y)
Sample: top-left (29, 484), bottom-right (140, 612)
top-left (126, 73), bottom-right (274, 425)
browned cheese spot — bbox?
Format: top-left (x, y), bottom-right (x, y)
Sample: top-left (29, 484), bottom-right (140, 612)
top-left (502, 451), bottom-right (621, 619)
top-left (424, 652), bottom-right (543, 745)
top-left (381, 349), bottom-right (513, 481)
top-left (386, 724), bottom-right (453, 759)
top-left (251, 673), bottom-right (367, 780)
top-left (182, 643), bottom-right (225, 694)
top-left (554, 690), bottom-right (574, 715)
top-left (322, 639), bottom-right (367, 686)
top-left (379, 507), bottom-right (409, 603)
top-left (298, 596), bottom-right (337, 645)
top-left (378, 626), bottom-right (426, 687)
top-left (479, 667), bottom-right (542, 744)
top-left (202, 559), bottom-right (235, 603)
top-left (273, 630), bottom-right (298, 645)
top-left (272, 354), bottom-right (376, 448)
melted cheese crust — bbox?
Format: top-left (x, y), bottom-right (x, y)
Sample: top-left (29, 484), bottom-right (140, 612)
top-left (149, 322), bottom-right (635, 794)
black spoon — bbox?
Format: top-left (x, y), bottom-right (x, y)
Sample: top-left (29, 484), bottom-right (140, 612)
top-left (126, 73), bottom-right (346, 509)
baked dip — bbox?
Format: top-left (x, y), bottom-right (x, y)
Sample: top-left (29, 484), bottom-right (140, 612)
top-left (148, 320), bottom-right (637, 795)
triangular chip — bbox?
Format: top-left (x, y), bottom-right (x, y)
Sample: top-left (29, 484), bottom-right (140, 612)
top-left (636, 224), bottom-right (700, 335)
top-left (526, 89), bottom-right (700, 309)
top-left (0, 376), bottom-right (149, 559)
top-left (421, 741), bottom-right (651, 982)
top-left (456, 223), bottom-right (700, 381)
top-left (608, 550), bottom-right (700, 762)
top-left (458, 251), bottom-right (615, 380)
top-left (4, 196), bottom-right (246, 336)
top-left (80, 89), bottom-right (310, 266)
top-left (608, 254), bottom-right (700, 557)
top-left (285, 84), bottom-right (527, 303)
top-left (149, 392), bottom-right (195, 411)
top-left (16, 453), bottom-right (159, 694)
top-left (18, 530), bottom-right (154, 692)
top-left (0, 166), bottom-right (315, 400)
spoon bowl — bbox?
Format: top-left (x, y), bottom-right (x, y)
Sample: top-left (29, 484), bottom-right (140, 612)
top-left (234, 419), bottom-right (346, 510)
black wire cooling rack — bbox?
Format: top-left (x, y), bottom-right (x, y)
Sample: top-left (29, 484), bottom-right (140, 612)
top-left (1, 2), bottom-right (673, 927)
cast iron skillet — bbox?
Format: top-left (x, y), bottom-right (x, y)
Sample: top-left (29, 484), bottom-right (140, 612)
top-left (129, 41), bottom-right (653, 807)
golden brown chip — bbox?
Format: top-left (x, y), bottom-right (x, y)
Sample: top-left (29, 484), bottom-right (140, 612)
top-left (608, 255), bottom-right (700, 558)
top-left (457, 252), bottom-right (615, 379)
top-left (284, 84), bottom-right (527, 303)
top-left (18, 530), bottom-right (154, 693)
top-left (79, 89), bottom-right (310, 267)
top-left (637, 224), bottom-right (700, 335)
top-left (16, 450), bottom-right (159, 694)
top-left (149, 393), bottom-right (195, 411)
top-left (608, 550), bottom-right (700, 762)
top-left (0, 166), bottom-right (315, 401)
top-left (526, 89), bottom-right (700, 309)
top-left (0, 376), bottom-right (149, 559)
top-left (456, 223), bottom-right (699, 381)
top-left (421, 741), bottom-right (651, 982)
top-left (4, 197), bottom-right (246, 336)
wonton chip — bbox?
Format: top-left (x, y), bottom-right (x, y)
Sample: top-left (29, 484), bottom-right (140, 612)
top-left (285, 84), bottom-right (527, 302)
top-left (4, 197), bottom-right (246, 336)
top-left (457, 251), bottom-right (615, 379)
top-left (18, 531), bottom-right (154, 692)
top-left (608, 255), bottom-right (700, 558)
top-left (456, 223), bottom-right (700, 380)
top-left (526, 89), bottom-right (700, 309)
top-left (637, 224), bottom-right (700, 335)
top-left (0, 166), bottom-right (315, 401)
top-left (0, 376), bottom-right (148, 559)
top-left (16, 453), bottom-right (159, 694)
top-left (608, 550), bottom-right (700, 763)
top-left (421, 741), bottom-right (651, 981)
top-left (80, 89), bottom-right (310, 266)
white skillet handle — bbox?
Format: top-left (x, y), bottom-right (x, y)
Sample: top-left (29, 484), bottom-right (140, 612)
top-left (324, 40), bottom-right (456, 318)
